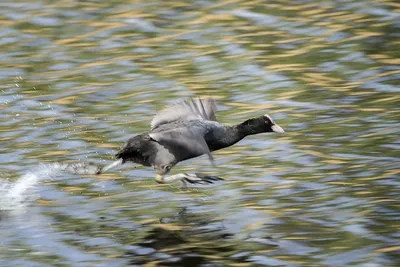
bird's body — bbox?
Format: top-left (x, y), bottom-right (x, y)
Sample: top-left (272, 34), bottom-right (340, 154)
top-left (117, 120), bottom-right (235, 167)
top-left (100, 97), bottom-right (284, 184)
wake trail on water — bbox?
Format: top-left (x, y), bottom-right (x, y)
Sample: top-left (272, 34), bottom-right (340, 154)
top-left (0, 160), bottom-right (118, 212)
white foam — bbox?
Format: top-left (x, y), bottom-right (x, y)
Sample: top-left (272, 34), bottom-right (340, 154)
top-left (0, 160), bottom-right (111, 212)
top-left (0, 164), bottom-right (63, 212)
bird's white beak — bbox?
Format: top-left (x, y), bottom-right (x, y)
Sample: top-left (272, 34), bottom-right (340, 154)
top-left (271, 124), bottom-right (285, 133)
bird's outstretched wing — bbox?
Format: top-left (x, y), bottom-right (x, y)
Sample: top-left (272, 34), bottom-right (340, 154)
top-left (150, 98), bottom-right (217, 130)
top-left (149, 127), bottom-right (214, 163)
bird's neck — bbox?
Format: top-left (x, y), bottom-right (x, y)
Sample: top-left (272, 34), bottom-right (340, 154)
top-left (225, 125), bottom-right (248, 144)
top-left (208, 122), bottom-right (260, 151)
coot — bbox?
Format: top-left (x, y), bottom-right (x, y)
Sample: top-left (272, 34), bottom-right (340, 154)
top-left (98, 98), bottom-right (284, 184)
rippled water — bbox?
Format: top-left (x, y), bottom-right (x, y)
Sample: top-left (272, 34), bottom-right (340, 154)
top-left (1, 0), bottom-right (399, 266)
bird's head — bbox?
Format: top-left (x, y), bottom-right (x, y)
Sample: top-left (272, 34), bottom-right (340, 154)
top-left (262, 114), bottom-right (284, 133)
top-left (241, 114), bottom-right (284, 134)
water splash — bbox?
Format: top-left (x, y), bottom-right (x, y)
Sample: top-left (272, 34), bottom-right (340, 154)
top-left (0, 161), bottom-right (103, 212)
top-left (0, 164), bottom-right (56, 212)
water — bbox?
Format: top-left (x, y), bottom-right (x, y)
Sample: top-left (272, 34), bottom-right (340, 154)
top-left (1, 0), bottom-right (399, 266)
top-left (0, 166), bottom-right (54, 212)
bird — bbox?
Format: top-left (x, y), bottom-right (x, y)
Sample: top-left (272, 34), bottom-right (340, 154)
top-left (96, 97), bottom-right (284, 184)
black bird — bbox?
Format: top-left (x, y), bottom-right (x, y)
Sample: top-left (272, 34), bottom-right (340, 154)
top-left (98, 98), bottom-right (284, 184)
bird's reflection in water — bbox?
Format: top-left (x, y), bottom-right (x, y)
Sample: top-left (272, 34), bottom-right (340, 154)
top-left (125, 206), bottom-right (280, 267)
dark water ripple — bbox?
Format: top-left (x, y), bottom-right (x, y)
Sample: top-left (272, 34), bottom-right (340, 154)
top-left (1, 0), bottom-right (399, 266)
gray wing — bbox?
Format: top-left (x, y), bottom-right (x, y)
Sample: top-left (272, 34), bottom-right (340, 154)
top-left (151, 98), bottom-right (217, 130)
top-left (149, 127), bottom-right (214, 163)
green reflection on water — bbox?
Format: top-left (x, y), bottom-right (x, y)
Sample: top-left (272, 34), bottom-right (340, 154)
top-left (1, 0), bottom-right (399, 266)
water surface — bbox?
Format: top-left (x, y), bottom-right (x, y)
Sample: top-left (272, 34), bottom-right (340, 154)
top-left (0, 0), bottom-right (399, 266)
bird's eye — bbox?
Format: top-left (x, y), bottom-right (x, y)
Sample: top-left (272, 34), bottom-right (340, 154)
top-left (264, 114), bottom-right (274, 125)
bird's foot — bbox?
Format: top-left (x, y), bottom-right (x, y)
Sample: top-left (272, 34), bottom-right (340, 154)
top-left (156, 173), bottom-right (223, 185)
top-left (181, 173), bottom-right (224, 185)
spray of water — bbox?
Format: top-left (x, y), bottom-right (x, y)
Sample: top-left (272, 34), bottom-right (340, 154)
top-left (0, 164), bottom-right (60, 211)
top-left (0, 160), bottom-right (121, 212)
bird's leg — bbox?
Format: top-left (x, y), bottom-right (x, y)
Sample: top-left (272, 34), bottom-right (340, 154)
top-left (207, 152), bottom-right (216, 168)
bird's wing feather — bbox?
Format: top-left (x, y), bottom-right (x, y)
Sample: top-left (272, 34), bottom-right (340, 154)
top-left (150, 98), bottom-right (217, 130)
top-left (149, 127), bottom-right (214, 163)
